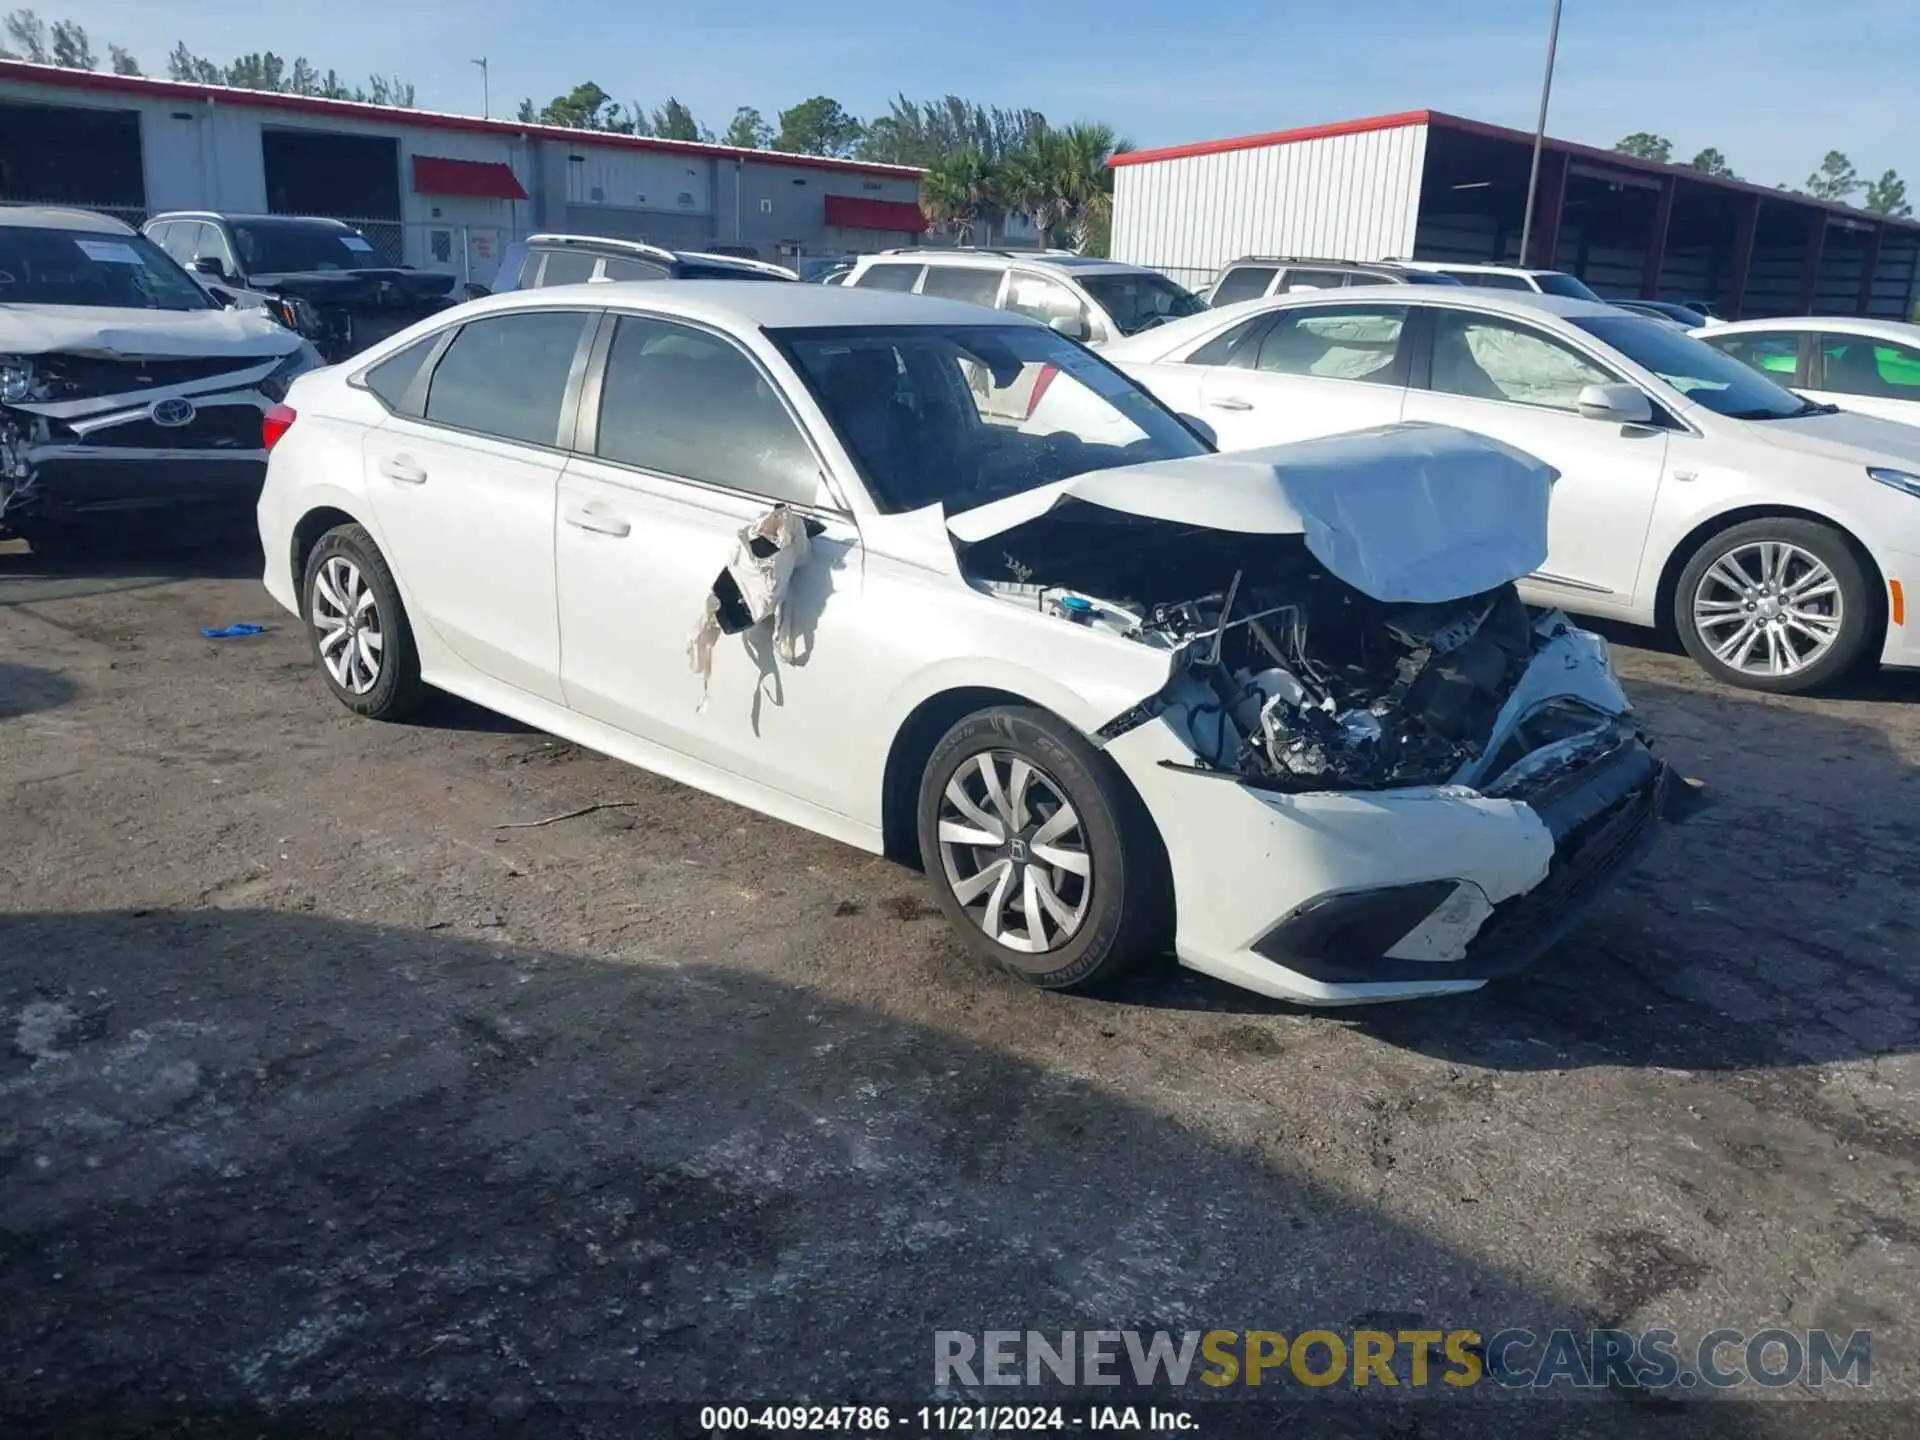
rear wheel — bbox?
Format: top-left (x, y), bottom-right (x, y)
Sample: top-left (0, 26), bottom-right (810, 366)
top-left (1673, 518), bottom-right (1875, 693)
top-left (302, 523), bottom-right (424, 720)
top-left (915, 705), bottom-right (1168, 991)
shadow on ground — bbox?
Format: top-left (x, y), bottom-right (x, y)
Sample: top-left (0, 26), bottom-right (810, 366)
top-left (1355, 674), bottom-right (1919, 1074)
top-left (0, 533), bottom-right (265, 606)
top-left (0, 664), bottom-right (79, 720)
top-left (0, 908), bottom-right (1836, 1437)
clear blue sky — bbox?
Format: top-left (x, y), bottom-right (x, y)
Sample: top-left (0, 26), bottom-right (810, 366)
top-left (48, 0), bottom-right (1920, 188)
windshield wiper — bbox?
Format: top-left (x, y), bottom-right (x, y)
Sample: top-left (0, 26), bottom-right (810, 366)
top-left (1729, 401), bottom-right (1835, 421)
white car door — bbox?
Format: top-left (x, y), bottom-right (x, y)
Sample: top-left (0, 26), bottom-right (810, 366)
top-left (361, 308), bottom-right (595, 703)
top-left (554, 311), bottom-right (871, 814)
top-left (1808, 332), bottom-right (1920, 428)
top-left (1400, 307), bottom-right (1668, 608)
top-left (1193, 302), bottom-right (1414, 449)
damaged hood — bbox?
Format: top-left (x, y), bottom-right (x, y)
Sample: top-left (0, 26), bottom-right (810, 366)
top-left (946, 423), bottom-right (1556, 604)
top-left (247, 270), bottom-right (459, 306)
top-left (0, 303), bottom-right (304, 359)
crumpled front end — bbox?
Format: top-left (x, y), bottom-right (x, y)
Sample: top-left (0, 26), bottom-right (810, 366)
top-left (957, 481), bottom-right (1687, 1004)
top-left (0, 345), bottom-right (319, 542)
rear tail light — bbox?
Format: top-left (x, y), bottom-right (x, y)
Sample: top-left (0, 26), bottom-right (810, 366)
top-left (1024, 364), bottom-right (1060, 420)
top-left (262, 404), bottom-right (296, 451)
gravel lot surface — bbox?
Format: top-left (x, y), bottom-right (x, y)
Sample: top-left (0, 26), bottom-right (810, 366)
top-left (2, 539), bottom-right (1916, 1436)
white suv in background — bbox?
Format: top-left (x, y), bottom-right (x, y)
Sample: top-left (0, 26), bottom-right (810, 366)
top-left (1397, 261), bottom-right (1605, 301)
top-left (845, 249), bottom-right (1206, 343)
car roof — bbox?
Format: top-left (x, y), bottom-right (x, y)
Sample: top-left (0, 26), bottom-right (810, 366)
top-left (149, 212), bottom-right (352, 227)
top-left (1398, 260), bottom-right (1562, 277)
top-left (1220, 256), bottom-right (1409, 269)
top-left (0, 205), bottom-right (136, 234)
top-left (859, 250), bottom-right (1154, 277)
top-left (1103, 284), bottom-right (1620, 361)
top-left (1707, 314), bottom-right (1920, 340)
top-left (459, 279), bottom-right (1046, 330)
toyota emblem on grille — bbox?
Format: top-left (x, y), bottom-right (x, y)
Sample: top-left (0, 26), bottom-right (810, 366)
top-left (150, 397), bottom-right (197, 428)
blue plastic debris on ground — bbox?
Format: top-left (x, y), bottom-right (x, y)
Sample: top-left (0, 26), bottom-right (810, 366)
top-left (201, 623), bottom-right (267, 639)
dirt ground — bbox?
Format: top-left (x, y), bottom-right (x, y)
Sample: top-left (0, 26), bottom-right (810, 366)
top-left (2, 537), bottom-right (1917, 1436)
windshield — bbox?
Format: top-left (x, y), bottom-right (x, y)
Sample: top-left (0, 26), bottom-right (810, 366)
top-left (1076, 271), bottom-right (1207, 336)
top-left (773, 322), bottom-right (1210, 515)
top-left (1535, 271), bottom-right (1604, 302)
top-left (231, 220), bottom-right (380, 274)
top-left (0, 225), bottom-right (212, 311)
top-left (1575, 314), bottom-right (1811, 419)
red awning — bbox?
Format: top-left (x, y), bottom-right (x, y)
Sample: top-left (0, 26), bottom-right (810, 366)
top-left (824, 194), bottom-right (926, 233)
top-left (411, 155), bottom-right (528, 201)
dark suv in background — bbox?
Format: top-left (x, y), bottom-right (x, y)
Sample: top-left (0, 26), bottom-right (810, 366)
top-left (144, 212), bottom-right (461, 362)
top-left (487, 235), bottom-right (798, 292)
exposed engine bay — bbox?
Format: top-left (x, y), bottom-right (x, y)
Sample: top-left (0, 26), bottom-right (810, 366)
top-left (964, 506), bottom-right (1609, 793)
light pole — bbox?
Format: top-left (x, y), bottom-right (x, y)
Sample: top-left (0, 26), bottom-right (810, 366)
top-left (472, 57), bottom-right (489, 119)
top-left (1517, 0), bottom-right (1564, 268)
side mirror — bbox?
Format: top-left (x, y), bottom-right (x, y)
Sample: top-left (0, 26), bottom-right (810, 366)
top-left (193, 255), bottom-right (229, 280)
top-left (1575, 382), bottom-right (1653, 425)
top-left (1048, 312), bottom-right (1089, 341)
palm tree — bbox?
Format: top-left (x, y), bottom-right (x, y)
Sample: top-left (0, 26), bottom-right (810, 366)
top-left (999, 131), bottom-right (1066, 246)
top-left (1053, 123), bottom-right (1128, 254)
top-left (920, 149), bottom-right (995, 244)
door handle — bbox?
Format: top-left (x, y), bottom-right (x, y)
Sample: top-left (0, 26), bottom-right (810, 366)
top-left (564, 506), bottom-right (631, 538)
top-left (379, 454), bottom-right (427, 485)
top-left (1208, 396), bottom-right (1254, 411)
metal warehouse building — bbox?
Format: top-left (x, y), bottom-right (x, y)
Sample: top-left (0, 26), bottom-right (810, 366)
top-left (0, 59), bottom-right (924, 285)
top-left (1112, 109), bottom-right (1920, 321)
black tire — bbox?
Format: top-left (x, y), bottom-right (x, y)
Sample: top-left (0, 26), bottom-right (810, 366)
top-left (302, 523), bottom-right (425, 720)
top-left (1672, 518), bottom-right (1877, 694)
top-left (915, 704), bottom-right (1169, 991)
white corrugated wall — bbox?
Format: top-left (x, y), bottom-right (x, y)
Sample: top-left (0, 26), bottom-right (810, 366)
top-left (1112, 124), bottom-right (1429, 291)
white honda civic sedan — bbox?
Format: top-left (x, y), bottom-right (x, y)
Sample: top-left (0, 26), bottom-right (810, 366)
top-left (1106, 288), bottom-right (1920, 693)
top-left (258, 282), bottom-right (1679, 1006)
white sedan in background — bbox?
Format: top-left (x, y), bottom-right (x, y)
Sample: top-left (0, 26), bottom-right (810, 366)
top-left (1107, 288), bottom-right (1920, 693)
top-left (1696, 315), bottom-right (1920, 429)
top-left (256, 283), bottom-right (1680, 1006)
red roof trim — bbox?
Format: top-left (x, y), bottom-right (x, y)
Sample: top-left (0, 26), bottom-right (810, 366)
top-left (1110, 110), bottom-right (1433, 168)
top-left (0, 59), bottom-right (923, 179)
top-left (411, 155), bottom-right (528, 201)
top-left (824, 194), bottom-right (927, 233)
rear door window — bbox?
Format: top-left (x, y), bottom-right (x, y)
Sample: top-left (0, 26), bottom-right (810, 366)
top-left (362, 334), bottom-right (440, 415)
top-left (600, 255), bottom-right (670, 282)
top-left (423, 310), bottom-right (592, 447)
top-left (1255, 305), bottom-right (1410, 384)
top-left (1277, 269), bottom-right (1350, 292)
top-left (535, 249), bottom-right (598, 287)
top-left (919, 265), bottom-right (1002, 306)
top-left (1209, 266), bottom-right (1276, 305)
top-left (854, 262), bottom-right (923, 292)
top-left (1185, 315), bottom-right (1270, 368)
top-left (1448, 270), bottom-right (1533, 291)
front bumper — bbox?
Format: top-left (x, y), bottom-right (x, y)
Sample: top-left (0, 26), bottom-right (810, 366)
top-left (1876, 545), bottom-right (1920, 670)
top-left (2, 391), bottom-right (276, 538)
top-left (1105, 720), bottom-right (1676, 1006)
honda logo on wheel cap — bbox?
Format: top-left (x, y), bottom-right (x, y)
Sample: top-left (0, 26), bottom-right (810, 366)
top-left (149, 397), bottom-right (196, 428)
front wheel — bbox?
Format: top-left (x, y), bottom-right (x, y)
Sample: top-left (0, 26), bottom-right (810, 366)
top-left (915, 705), bottom-right (1168, 991)
top-left (1673, 519), bottom-right (1876, 694)
top-left (302, 523), bottom-right (424, 720)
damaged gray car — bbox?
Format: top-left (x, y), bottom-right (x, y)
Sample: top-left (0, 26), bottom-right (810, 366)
top-left (0, 206), bottom-right (319, 552)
